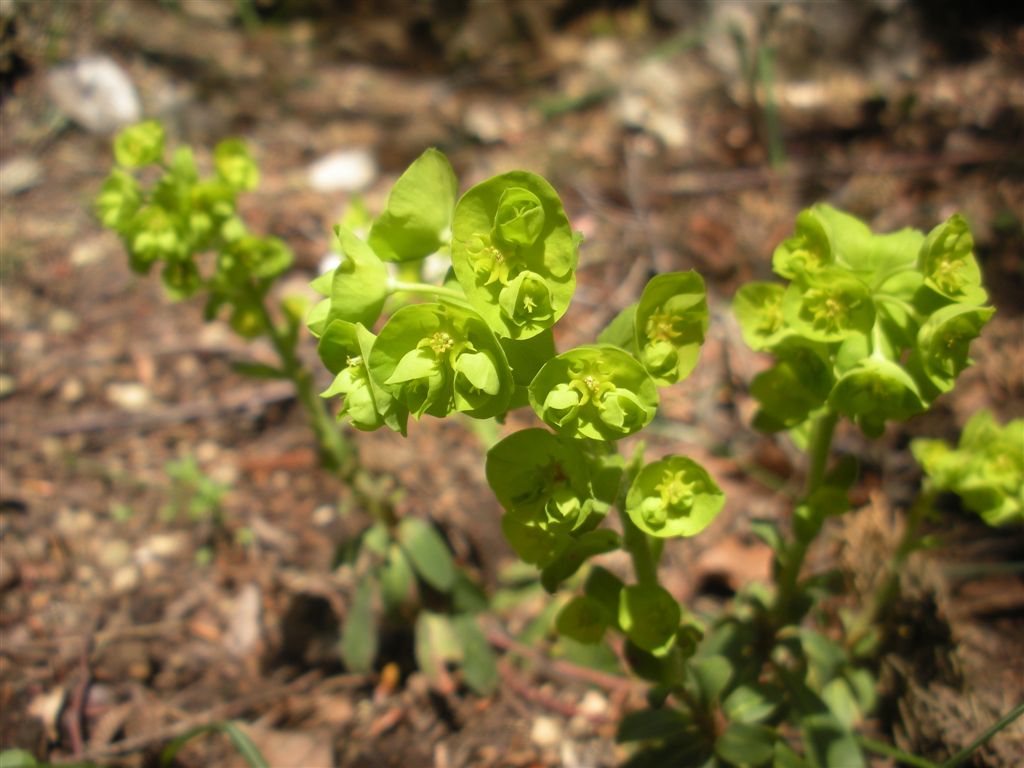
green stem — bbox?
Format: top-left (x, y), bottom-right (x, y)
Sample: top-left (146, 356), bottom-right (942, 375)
top-left (616, 444), bottom-right (658, 586)
top-left (858, 736), bottom-right (941, 768)
top-left (387, 279), bottom-right (472, 307)
top-left (774, 409), bottom-right (839, 619)
top-left (940, 700), bottom-right (1024, 768)
top-left (251, 284), bottom-right (353, 476)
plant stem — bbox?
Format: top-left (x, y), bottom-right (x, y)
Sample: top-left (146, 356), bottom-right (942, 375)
top-left (252, 284), bottom-right (354, 475)
top-left (616, 444), bottom-right (658, 586)
top-left (774, 409), bottom-right (839, 620)
top-left (387, 279), bottom-right (472, 307)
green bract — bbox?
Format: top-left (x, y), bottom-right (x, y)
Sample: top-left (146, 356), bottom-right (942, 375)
top-left (308, 226), bottom-right (390, 337)
top-left (782, 268), bottom-right (874, 343)
top-left (915, 303), bottom-right (993, 394)
top-left (368, 302), bottom-right (513, 423)
top-left (529, 345), bottom-right (658, 441)
top-left (634, 271), bottom-right (708, 386)
top-left (918, 214), bottom-right (986, 304)
top-left (829, 358), bottom-right (924, 438)
top-left (318, 320), bottom-right (405, 432)
top-left (772, 206), bottom-right (834, 279)
top-left (486, 429), bottom-right (596, 532)
top-left (451, 171), bottom-right (578, 339)
top-left (368, 148), bottom-right (457, 262)
top-left (912, 411), bottom-right (1023, 527)
top-left (114, 120), bottom-right (165, 168)
top-left (214, 138), bottom-right (260, 192)
top-left (733, 282), bottom-right (787, 351)
top-left (625, 456), bottom-right (725, 538)
top-left (126, 205), bottom-right (187, 272)
top-left (95, 169), bottom-right (141, 230)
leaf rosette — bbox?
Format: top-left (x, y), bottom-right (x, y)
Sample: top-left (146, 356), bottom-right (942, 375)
top-left (634, 271), bottom-right (709, 386)
top-left (529, 345), bottom-right (658, 441)
top-left (451, 171), bottom-right (578, 339)
top-left (368, 302), bottom-right (513, 423)
top-left (781, 268), bottom-right (874, 344)
top-left (318, 319), bottom-right (405, 433)
top-left (625, 456), bottom-right (725, 538)
top-left (486, 429), bottom-right (597, 533)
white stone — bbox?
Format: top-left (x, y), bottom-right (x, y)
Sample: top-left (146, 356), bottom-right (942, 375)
top-left (47, 55), bottom-right (141, 134)
top-left (307, 149), bottom-right (378, 193)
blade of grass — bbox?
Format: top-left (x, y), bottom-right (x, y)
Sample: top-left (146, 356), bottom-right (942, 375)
top-left (160, 721), bottom-right (269, 768)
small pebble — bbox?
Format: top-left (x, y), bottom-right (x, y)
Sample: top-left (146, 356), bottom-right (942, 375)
top-left (530, 715), bottom-right (563, 748)
top-left (308, 149), bottom-right (378, 193)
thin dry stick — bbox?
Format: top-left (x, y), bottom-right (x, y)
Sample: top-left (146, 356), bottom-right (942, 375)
top-left (52, 670), bottom-right (323, 765)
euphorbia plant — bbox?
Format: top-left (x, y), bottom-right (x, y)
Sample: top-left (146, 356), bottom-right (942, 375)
top-left (311, 149), bottom-right (1001, 766)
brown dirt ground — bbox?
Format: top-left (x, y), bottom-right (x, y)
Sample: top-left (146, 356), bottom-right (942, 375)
top-left (1, 2), bottom-right (1023, 766)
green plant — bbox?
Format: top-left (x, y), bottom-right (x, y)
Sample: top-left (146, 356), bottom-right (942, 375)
top-left (308, 149), bottom-right (1010, 766)
top-left (97, 125), bottom-right (495, 695)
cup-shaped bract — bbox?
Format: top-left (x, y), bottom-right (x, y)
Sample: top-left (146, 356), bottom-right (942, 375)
top-left (529, 345), bottom-right (658, 441)
top-left (749, 343), bottom-right (834, 432)
top-left (486, 429), bottom-right (595, 533)
top-left (368, 148), bottom-right (457, 263)
top-left (160, 259), bottom-right (201, 299)
top-left (625, 456), bottom-right (725, 538)
top-left (187, 179), bottom-right (237, 251)
top-left (918, 214), bottom-right (986, 304)
top-left (126, 205), bottom-right (188, 272)
top-left (368, 302), bottom-right (513, 422)
top-left (114, 120), bottom-right (165, 168)
top-left (634, 271), bottom-right (708, 386)
top-left (916, 303), bottom-right (994, 394)
top-left (214, 138), bottom-right (260, 192)
top-left (733, 282), bottom-right (788, 352)
top-left (828, 357), bottom-right (924, 438)
top-left (782, 268), bottom-right (874, 344)
top-left (772, 206), bottom-right (834, 280)
top-left (318, 319), bottom-right (405, 432)
top-left (451, 171), bottom-right (578, 339)
top-left (95, 169), bottom-right (141, 231)
top-left (222, 234), bottom-right (294, 281)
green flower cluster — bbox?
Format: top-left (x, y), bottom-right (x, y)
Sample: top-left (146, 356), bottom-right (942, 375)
top-left (734, 204), bottom-right (993, 437)
top-left (912, 410), bottom-right (1023, 527)
top-left (96, 121), bottom-right (291, 336)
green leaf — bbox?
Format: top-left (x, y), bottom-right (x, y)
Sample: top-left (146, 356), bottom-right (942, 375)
top-left (715, 722), bottom-right (777, 767)
top-left (915, 303), bottom-right (994, 394)
top-left (723, 684), bottom-right (780, 724)
top-left (584, 566), bottom-right (625, 625)
top-left (214, 138), bottom-right (260, 192)
top-left (368, 148), bottom-right (457, 262)
top-left (625, 455), bottom-right (725, 538)
top-left (828, 357), bottom-right (925, 438)
top-left (772, 206), bottom-right (834, 280)
top-left (340, 579), bottom-right (378, 673)
top-left (500, 514), bottom-right (570, 567)
top-left (379, 544), bottom-right (417, 616)
top-left (232, 361), bottom-right (288, 380)
top-left (597, 302), bottom-right (638, 351)
top-left (397, 516), bottom-right (456, 592)
top-left (540, 529), bottom-right (620, 592)
top-left (800, 713), bottom-right (865, 768)
top-left (328, 226), bottom-right (390, 329)
top-left (451, 170), bottom-right (578, 339)
top-left (95, 168), bottom-right (141, 231)
top-left (319, 320), bottom-right (400, 432)
top-left (114, 120), bottom-right (165, 167)
top-left (616, 707), bottom-right (692, 743)
top-left (689, 654), bottom-right (734, 706)
top-left (634, 271), bottom-right (708, 386)
top-left (619, 584), bottom-right (680, 656)
top-left (0, 751), bottom-right (37, 768)
top-left (529, 345), bottom-right (659, 441)
top-left (555, 595), bottom-right (610, 644)
top-left (773, 740), bottom-right (809, 768)
top-left (160, 722), bottom-right (269, 768)
top-left (452, 614), bottom-right (498, 694)
top-left (415, 611), bottom-right (463, 691)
